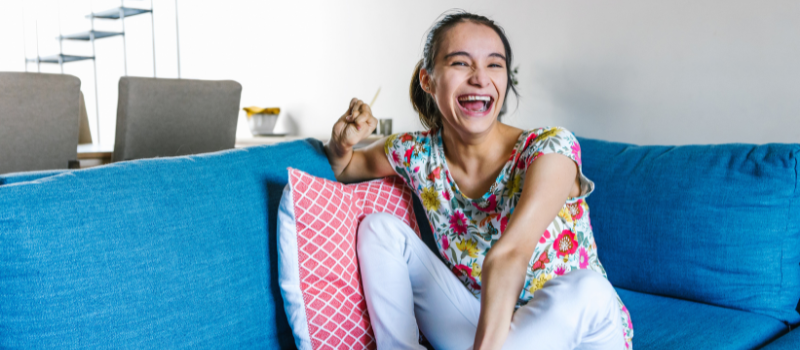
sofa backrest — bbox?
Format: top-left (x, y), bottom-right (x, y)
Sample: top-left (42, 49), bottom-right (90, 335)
top-left (0, 140), bottom-right (334, 349)
top-left (578, 137), bottom-right (800, 324)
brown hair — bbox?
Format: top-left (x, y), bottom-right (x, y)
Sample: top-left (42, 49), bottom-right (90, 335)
top-left (410, 10), bottom-right (519, 130)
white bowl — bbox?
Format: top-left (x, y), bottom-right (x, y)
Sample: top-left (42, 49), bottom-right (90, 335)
top-left (248, 113), bottom-right (280, 136)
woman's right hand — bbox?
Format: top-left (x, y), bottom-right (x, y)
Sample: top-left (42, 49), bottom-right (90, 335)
top-left (330, 98), bottom-right (377, 150)
top-left (325, 98), bottom-right (393, 183)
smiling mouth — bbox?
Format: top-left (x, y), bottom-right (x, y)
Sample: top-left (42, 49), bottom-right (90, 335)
top-left (457, 95), bottom-right (494, 113)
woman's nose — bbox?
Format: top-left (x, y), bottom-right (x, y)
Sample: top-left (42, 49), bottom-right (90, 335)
top-left (468, 67), bottom-right (490, 88)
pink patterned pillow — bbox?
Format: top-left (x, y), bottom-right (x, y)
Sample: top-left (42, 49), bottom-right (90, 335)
top-left (277, 168), bottom-right (420, 350)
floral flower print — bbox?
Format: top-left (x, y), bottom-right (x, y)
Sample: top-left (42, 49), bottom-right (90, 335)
top-left (449, 210), bottom-right (468, 236)
top-left (555, 229), bottom-right (579, 258)
top-left (500, 216), bottom-right (509, 233)
top-left (400, 134), bottom-right (414, 143)
top-left (428, 166), bottom-right (442, 181)
top-left (571, 140), bottom-right (582, 166)
top-left (538, 229), bottom-right (551, 244)
top-left (471, 262), bottom-right (482, 279)
top-left (392, 151), bottom-right (401, 164)
top-left (453, 264), bottom-right (472, 280)
top-left (567, 200), bottom-right (585, 220)
top-left (473, 194), bottom-right (498, 212)
top-left (529, 273), bottom-right (554, 293)
top-left (509, 174), bottom-right (522, 197)
top-left (558, 206), bottom-right (574, 224)
top-left (421, 186), bottom-right (440, 211)
top-left (537, 127), bottom-right (561, 141)
top-left (456, 238), bottom-right (480, 258)
top-left (384, 127), bottom-right (632, 348)
top-left (530, 251), bottom-right (550, 272)
top-left (579, 247), bottom-right (590, 269)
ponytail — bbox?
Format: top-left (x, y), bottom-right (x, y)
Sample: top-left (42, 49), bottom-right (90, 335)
top-left (409, 59), bottom-right (441, 130)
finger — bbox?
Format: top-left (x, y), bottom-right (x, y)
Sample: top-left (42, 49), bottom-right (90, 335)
top-left (359, 102), bottom-right (373, 115)
top-left (346, 98), bottom-right (358, 118)
top-left (353, 113), bottom-right (373, 131)
top-left (349, 101), bottom-right (364, 122)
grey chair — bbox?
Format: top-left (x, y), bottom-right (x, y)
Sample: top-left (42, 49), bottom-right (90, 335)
top-left (78, 91), bottom-right (93, 145)
top-left (112, 77), bottom-right (242, 162)
top-left (0, 72), bottom-right (81, 174)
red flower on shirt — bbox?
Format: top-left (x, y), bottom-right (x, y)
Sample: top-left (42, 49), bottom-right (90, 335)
top-left (404, 149), bottom-right (413, 165)
top-left (449, 211), bottom-right (468, 236)
top-left (428, 166), bottom-right (441, 181)
top-left (538, 229), bottom-right (551, 244)
top-left (473, 194), bottom-right (498, 213)
top-left (555, 229), bottom-right (578, 258)
top-left (566, 200), bottom-right (585, 220)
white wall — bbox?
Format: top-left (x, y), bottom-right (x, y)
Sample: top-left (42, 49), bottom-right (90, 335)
top-left (2, 0), bottom-right (799, 145)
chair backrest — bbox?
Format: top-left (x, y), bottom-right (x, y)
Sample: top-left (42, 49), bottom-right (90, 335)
top-left (78, 91), bottom-right (92, 145)
top-left (112, 77), bottom-right (242, 162)
top-left (0, 72), bottom-right (81, 174)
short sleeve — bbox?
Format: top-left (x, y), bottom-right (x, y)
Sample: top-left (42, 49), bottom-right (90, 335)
top-left (384, 132), bottom-right (424, 188)
top-left (521, 127), bottom-right (595, 199)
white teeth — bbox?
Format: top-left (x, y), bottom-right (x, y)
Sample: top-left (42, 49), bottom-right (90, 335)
top-left (458, 95), bottom-right (492, 102)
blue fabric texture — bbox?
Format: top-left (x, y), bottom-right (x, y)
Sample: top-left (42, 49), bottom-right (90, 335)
top-left (0, 139), bottom-right (333, 349)
top-left (616, 288), bottom-right (788, 349)
top-left (578, 137), bottom-right (800, 325)
top-left (761, 327), bottom-right (800, 350)
top-left (0, 169), bottom-right (68, 185)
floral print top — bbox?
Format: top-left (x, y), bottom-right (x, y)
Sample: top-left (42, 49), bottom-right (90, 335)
top-left (384, 127), bottom-right (633, 348)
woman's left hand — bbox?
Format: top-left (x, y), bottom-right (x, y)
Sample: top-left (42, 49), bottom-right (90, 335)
top-left (471, 153), bottom-right (579, 350)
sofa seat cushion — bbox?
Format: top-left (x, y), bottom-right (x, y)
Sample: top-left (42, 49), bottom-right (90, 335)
top-left (617, 288), bottom-right (788, 349)
top-left (0, 140), bottom-right (334, 349)
top-left (579, 137), bottom-right (800, 324)
top-left (761, 327), bottom-right (800, 350)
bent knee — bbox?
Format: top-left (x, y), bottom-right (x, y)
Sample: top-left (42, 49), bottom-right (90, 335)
top-left (357, 213), bottom-right (409, 253)
top-left (568, 269), bottom-right (617, 306)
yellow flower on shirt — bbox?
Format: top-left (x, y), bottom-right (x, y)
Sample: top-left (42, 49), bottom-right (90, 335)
top-left (509, 174), bottom-right (522, 196)
top-left (421, 186), bottom-right (440, 211)
top-left (456, 239), bottom-right (480, 258)
top-left (471, 262), bottom-right (482, 279)
top-left (529, 273), bottom-right (554, 293)
top-left (557, 206), bottom-right (574, 224)
top-left (537, 127), bottom-right (562, 141)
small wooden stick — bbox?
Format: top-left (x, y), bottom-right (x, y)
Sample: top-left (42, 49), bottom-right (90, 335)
top-left (369, 87), bottom-right (381, 108)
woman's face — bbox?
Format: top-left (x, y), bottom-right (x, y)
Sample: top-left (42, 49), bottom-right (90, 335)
top-left (422, 21), bottom-right (508, 136)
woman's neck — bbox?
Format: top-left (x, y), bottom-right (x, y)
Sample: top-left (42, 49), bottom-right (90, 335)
top-left (440, 122), bottom-right (523, 198)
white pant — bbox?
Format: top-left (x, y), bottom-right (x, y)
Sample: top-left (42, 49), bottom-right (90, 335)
top-left (357, 213), bottom-right (625, 350)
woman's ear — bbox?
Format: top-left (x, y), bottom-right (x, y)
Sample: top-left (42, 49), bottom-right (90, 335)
top-left (420, 68), bottom-right (433, 94)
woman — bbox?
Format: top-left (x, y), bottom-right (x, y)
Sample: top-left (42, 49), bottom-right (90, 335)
top-left (324, 11), bottom-right (633, 350)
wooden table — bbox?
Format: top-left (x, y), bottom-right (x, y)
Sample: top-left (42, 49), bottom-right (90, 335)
top-left (76, 135), bottom-right (385, 168)
top-left (77, 144), bottom-right (113, 168)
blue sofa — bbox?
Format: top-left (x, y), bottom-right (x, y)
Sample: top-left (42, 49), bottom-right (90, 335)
top-left (0, 137), bottom-right (797, 349)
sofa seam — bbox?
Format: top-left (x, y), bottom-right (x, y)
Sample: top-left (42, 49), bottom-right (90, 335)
top-left (783, 146), bottom-right (800, 319)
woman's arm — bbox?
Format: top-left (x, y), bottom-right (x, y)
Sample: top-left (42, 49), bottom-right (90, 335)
top-left (473, 153), bottom-right (579, 350)
top-left (325, 98), bottom-right (395, 183)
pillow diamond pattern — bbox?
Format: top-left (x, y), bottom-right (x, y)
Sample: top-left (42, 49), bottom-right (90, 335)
top-left (288, 168), bottom-right (420, 349)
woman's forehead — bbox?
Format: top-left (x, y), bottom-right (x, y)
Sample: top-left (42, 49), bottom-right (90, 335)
top-left (439, 22), bottom-right (505, 59)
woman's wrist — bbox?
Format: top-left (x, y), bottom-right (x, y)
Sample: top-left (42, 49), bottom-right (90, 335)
top-left (325, 139), bottom-right (352, 160)
top-left (324, 140), bottom-right (354, 178)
